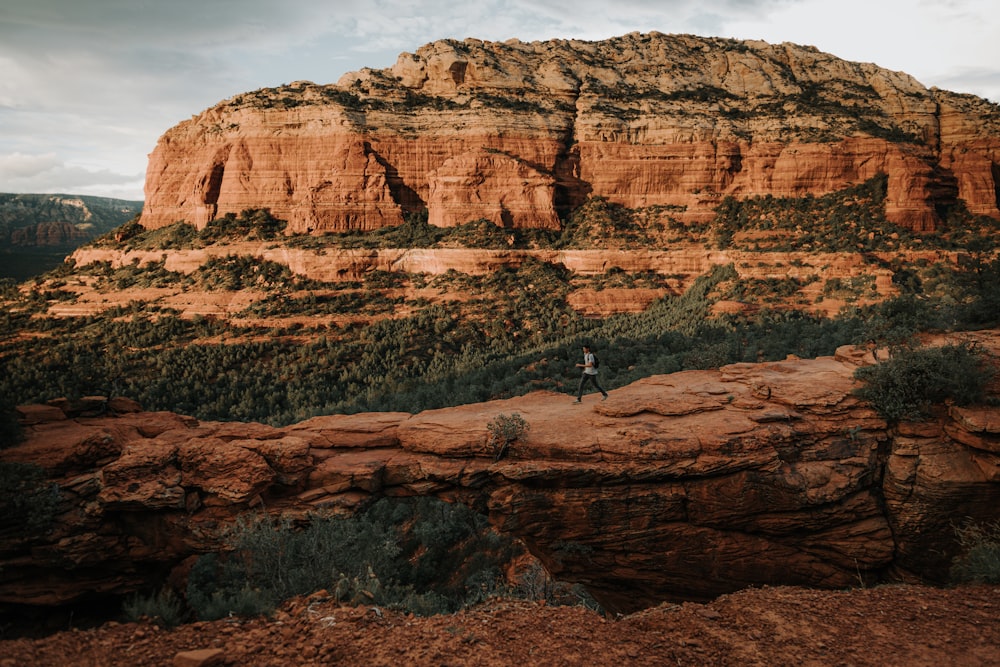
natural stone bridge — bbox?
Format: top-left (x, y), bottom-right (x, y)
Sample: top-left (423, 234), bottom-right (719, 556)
top-left (4, 339), bottom-right (1000, 616)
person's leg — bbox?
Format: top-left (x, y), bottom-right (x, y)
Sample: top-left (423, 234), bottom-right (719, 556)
top-left (577, 374), bottom-right (599, 400)
top-left (595, 376), bottom-right (608, 399)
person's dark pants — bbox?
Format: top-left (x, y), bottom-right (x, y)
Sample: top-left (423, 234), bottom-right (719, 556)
top-left (577, 373), bottom-right (608, 399)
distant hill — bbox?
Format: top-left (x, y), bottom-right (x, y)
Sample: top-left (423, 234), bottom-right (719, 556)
top-left (0, 193), bottom-right (142, 281)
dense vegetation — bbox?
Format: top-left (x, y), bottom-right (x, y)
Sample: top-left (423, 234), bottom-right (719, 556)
top-left (707, 174), bottom-right (1000, 252)
top-left (123, 496), bottom-right (595, 626)
top-left (853, 343), bottom-right (994, 421)
top-left (0, 262), bottom-right (860, 425)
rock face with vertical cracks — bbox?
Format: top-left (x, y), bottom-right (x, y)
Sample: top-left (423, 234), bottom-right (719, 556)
top-left (4, 334), bottom-right (1000, 616)
top-left (139, 33), bottom-right (1000, 235)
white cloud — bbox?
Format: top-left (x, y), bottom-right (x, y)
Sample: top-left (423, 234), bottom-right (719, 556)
top-left (0, 152), bottom-right (61, 179)
top-left (0, 152), bottom-right (143, 199)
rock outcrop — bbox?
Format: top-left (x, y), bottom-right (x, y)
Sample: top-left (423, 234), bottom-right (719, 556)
top-left (4, 335), bottom-right (1000, 616)
top-left (139, 33), bottom-right (1000, 235)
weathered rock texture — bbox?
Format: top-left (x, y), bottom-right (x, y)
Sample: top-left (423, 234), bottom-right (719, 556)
top-left (139, 33), bottom-right (1000, 235)
top-left (4, 334), bottom-right (1000, 616)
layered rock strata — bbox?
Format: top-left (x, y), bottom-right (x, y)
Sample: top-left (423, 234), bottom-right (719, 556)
top-left (64, 242), bottom-right (914, 319)
top-left (4, 335), bottom-right (1000, 615)
top-left (140, 33), bottom-right (1000, 235)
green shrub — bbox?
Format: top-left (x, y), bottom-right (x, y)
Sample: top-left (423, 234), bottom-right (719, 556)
top-left (122, 588), bottom-right (184, 627)
top-left (950, 519), bottom-right (1000, 584)
top-left (194, 255), bottom-right (295, 291)
top-left (185, 497), bottom-right (525, 621)
top-left (0, 396), bottom-right (23, 449)
top-left (436, 218), bottom-right (504, 248)
top-left (853, 343), bottom-right (994, 421)
top-left (186, 551), bottom-right (277, 620)
top-left (108, 221), bottom-right (199, 250)
top-left (0, 461), bottom-right (59, 537)
top-left (557, 196), bottom-right (647, 249)
top-left (199, 209), bottom-right (287, 242)
top-left (487, 412), bottom-right (529, 461)
top-left (857, 294), bottom-right (937, 352)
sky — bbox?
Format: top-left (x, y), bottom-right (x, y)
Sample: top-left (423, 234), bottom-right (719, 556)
top-left (1, 0), bottom-right (998, 202)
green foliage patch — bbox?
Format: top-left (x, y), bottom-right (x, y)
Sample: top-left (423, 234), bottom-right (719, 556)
top-left (96, 209), bottom-right (287, 251)
top-left (0, 462), bottom-right (60, 537)
top-left (950, 519), bottom-right (1000, 585)
top-left (709, 175), bottom-right (896, 251)
top-left (122, 588), bottom-right (184, 627)
top-left (487, 412), bottom-right (529, 461)
top-left (853, 343), bottom-right (994, 422)
top-left (186, 497), bottom-right (526, 620)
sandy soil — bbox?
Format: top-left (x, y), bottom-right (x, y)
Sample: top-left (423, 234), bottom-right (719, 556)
top-left (2, 584), bottom-right (997, 667)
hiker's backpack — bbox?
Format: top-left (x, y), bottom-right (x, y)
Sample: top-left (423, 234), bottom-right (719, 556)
top-left (592, 354), bottom-right (600, 369)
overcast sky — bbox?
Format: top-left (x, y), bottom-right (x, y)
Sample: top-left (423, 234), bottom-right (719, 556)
top-left (2, 0), bottom-right (997, 201)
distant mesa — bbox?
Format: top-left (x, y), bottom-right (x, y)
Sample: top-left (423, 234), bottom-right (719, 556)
top-left (0, 193), bottom-right (143, 280)
top-left (138, 33), bottom-right (999, 236)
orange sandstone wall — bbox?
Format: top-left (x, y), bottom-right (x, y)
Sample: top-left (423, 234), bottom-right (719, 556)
top-left (139, 33), bottom-right (1000, 235)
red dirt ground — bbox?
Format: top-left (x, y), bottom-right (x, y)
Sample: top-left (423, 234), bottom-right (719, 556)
top-left (1, 584), bottom-right (997, 666)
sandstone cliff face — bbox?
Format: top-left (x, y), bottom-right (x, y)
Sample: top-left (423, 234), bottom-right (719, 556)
top-left (4, 335), bottom-right (999, 616)
top-left (139, 33), bottom-right (1000, 235)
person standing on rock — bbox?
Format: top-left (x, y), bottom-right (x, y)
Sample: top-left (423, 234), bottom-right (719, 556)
top-left (574, 345), bottom-right (608, 403)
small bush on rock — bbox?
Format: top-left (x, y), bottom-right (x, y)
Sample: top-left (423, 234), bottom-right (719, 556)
top-left (487, 412), bottom-right (529, 461)
top-left (122, 588), bottom-right (184, 627)
top-left (852, 343), bottom-right (993, 421)
top-left (950, 519), bottom-right (1000, 584)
